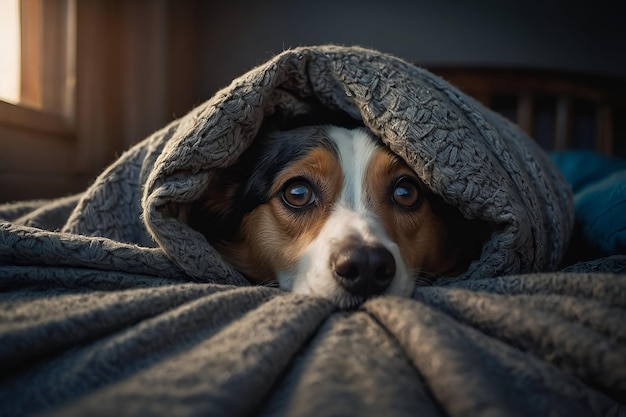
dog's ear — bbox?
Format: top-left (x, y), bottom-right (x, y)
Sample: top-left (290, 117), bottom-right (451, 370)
top-left (188, 126), bottom-right (277, 242)
top-left (188, 164), bottom-right (249, 243)
top-left (428, 193), bottom-right (494, 276)
top-left (445, 216), bottom-right (493, 274)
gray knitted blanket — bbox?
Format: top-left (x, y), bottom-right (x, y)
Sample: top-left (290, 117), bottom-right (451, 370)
top-left (1, 45), bottom-right (625, 416)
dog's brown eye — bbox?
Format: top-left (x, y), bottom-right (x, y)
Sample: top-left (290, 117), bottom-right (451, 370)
top-left (282, 180), bottom-right (316, 208)
top-left (392, 178), bottom-right (422, 209)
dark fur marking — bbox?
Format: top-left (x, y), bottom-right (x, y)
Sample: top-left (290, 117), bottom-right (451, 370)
top-left (190, 125), bottom-right (341, 242)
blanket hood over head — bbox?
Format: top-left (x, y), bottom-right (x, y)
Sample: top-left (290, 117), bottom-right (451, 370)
top-left (64, 45), bottom-right (574, 283)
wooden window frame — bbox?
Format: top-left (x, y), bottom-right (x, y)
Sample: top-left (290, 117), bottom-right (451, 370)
top-left (0, 0), bottom-right (75, 136)
top-left (0, 0), bottom-right (79, 202)
top-left (0, 0), bottom-right (179, 202)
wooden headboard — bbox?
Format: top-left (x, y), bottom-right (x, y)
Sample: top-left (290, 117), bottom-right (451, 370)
top-left (427, 67), bottom-right (626, 157)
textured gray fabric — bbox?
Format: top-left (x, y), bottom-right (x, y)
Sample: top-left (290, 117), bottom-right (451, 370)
top-left (1, 273), bottom-right (624, 416)
top-left (137, 45), bottom-right (573, 281)
top-left (1, 45), bottom-right (625, 416)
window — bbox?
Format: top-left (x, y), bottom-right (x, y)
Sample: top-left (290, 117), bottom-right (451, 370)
top-left (0, 0), bottom-right (76, 132)
top-left (0, 0), bottom-right (21, 104)
top-left (0, 0), bottom-right (77, 202)
top-left (1, 0), bottom-right (201, 202)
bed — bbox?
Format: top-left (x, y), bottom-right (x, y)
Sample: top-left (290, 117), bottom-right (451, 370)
top-left (1, 45), bottom-right (625, 417)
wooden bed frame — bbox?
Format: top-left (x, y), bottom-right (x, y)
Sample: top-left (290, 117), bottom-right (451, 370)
top-left (427, 67), bottom-right (626, 158)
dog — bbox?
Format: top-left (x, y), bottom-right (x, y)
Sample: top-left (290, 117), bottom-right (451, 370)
top-left (190, 124), bottom-right (488, 309)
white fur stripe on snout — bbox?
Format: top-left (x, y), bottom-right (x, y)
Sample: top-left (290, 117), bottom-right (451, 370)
top-left (328, 126), bottom-right (379, 212)
top-left (284, 126), bottom-right (413, 308)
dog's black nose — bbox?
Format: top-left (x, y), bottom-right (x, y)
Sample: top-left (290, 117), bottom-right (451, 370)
top-left (331, 244), bottom-right (396, 296)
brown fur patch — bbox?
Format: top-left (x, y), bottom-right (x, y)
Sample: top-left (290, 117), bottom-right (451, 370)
top-left (223, 147), bottom-right (344, 283)
top-left (365, 148), bottom-right (456, 276)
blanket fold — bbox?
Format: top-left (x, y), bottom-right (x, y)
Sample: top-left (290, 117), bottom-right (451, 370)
top-left (1, 45), bottom-right (625, 416)
top-left (137, 45), bottom-right (573, 281)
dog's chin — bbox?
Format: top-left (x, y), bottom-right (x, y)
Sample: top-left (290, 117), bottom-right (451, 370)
top-left (277, 271), bottom-right (414, 310)
top-left (324, 293), bottom-right (369, 311)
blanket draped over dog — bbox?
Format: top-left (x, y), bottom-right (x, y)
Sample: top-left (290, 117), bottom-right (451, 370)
top-left (1, 45), bottom-right (625, 416)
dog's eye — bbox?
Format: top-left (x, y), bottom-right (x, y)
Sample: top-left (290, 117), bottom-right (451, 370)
top-left (392, 178), bottom-right (422, 209)
top-left (282, 180), bottom-right (316, 208)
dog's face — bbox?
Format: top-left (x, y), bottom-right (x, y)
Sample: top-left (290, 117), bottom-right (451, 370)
top-left (191, 125), bottom-right (486, 309)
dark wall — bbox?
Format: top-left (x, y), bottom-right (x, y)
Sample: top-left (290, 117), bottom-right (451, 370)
top-left (191, 0), bottom-right (624, 101)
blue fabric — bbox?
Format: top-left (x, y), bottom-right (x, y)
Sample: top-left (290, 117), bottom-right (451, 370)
top-left (575, 170), bottom-right (626, 254)
top-left (550, 150), bottom-right (626, 192)
top-left (551, 151), bottom-right (626, 255)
